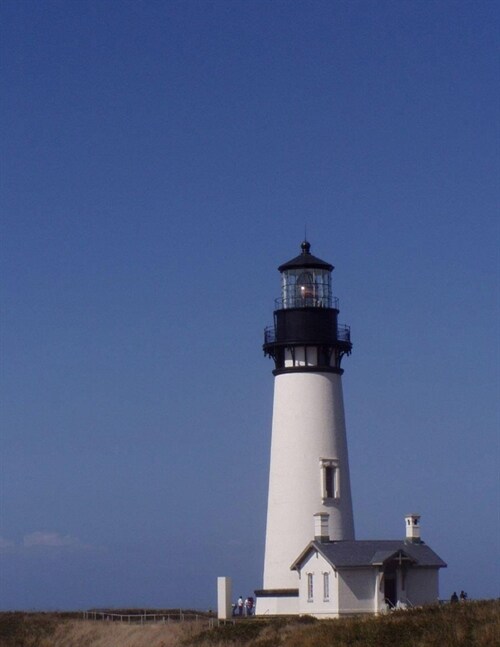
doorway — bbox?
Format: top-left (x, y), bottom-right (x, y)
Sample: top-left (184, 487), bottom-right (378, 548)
top-left (384, 573), bottom-right (397, 607)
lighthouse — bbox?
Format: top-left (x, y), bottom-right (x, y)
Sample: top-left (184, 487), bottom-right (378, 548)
top-left (255, 241), bottom-right (355, 616)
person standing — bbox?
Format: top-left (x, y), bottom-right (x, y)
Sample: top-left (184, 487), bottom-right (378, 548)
top-left (245, 596), bottom-right (254, 616)
top-left (237, 596), bottom-right (244, 616)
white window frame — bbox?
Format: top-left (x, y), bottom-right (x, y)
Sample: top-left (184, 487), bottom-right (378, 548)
top-left (323, 572), bottom-right (330, 601)
top-left (307, 573), bottom-right (314, 602)
top-left (320, 458), bottom-right (340, 500)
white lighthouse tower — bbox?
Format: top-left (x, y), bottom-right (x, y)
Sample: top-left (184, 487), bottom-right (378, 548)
top-left (256, 241), bottom-right (355, 616)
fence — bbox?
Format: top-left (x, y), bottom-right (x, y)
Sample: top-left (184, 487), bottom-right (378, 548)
top-left (82, 610), bottom-right (234, 627)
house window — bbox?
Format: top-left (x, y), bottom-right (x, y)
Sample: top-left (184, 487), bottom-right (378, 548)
top-left (307, 573), bottom-right (314, 602)
top-left (323, 572), bottom-right (330, 601)
top-left (320, 459), bottom-right (340, 499)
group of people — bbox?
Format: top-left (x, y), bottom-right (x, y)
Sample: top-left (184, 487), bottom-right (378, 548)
top-left (450, 590), bottom-right (468, 603)
top-left (233, 595), bottom-right (254, 617)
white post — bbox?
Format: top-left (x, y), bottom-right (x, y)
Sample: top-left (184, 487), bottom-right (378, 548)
top-left (217, 576), bottom-right (232, 620)
top-left (374, 571), bottom-right (380, 614)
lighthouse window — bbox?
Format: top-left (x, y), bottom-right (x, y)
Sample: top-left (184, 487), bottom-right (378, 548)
top-left (296, 271), bottom-right (314, 305)
top-left (325, 467), bottom-right (334, 498)
top-left (321, 459), bottom-right (340, 500)
top-left (281, 267), bottom-right (332, 308)
top-left (295, 346), bottom-right (306, 366)
top-left (307, 347), bottom-right (317, 366)
top-left (307, 573), bottom-right (314, 602)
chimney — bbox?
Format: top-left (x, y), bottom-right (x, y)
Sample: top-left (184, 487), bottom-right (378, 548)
top-left (314, 513), bottom-right (330, 542)
top-left (405, 514), bottom-right (421, 543)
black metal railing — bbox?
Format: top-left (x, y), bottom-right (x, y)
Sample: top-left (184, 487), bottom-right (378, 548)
top-left (337, 324), bottom-right (351, 342)
top-left (274, 295), bottom-right (339, 310)
top-left (264, 324), bottom-right (350, 345)
top-left (264, 326), bottom-right (275, 344)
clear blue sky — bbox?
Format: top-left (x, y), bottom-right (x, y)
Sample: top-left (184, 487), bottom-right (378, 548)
top-left (1, 0), bottom-right (498, 610)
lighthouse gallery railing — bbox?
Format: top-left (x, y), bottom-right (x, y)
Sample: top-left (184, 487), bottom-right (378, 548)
top-left (264, 323), bottom-right (351, 345)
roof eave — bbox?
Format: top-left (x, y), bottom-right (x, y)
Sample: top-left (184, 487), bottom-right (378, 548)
top-left (290, 540), bottom-right (328, 571)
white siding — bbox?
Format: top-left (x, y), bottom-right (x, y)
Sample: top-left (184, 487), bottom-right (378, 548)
top-left (297, 552), bottom-right (339, 618)
top-left (338, 569), bottom-right (377, 615)
top-left (405, 569), bottom-right (439, 606)
top-left (295, 553), bottom-right (442, 617)
top-left (255, 595), bottom-right (299, 615)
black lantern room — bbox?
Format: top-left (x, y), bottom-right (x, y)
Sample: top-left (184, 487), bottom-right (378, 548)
top-left (263, 241), bottom-right (352, 375)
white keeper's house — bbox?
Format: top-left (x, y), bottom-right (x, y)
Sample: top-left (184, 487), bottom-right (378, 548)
top-left (254, 242), bottom-right (446, 617)
top-left (290, 513), bottom-right (446, 617)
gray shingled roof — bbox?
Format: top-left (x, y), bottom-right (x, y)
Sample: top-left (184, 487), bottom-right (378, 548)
top-left (291, 540), bottom-right (447, 571)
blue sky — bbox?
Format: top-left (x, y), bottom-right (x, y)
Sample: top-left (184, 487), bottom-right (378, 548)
top-left (1, 0), bottom-right (498, 609)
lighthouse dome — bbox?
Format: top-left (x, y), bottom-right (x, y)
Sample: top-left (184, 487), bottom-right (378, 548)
top-left (278, 240), bottom-right (334, 272)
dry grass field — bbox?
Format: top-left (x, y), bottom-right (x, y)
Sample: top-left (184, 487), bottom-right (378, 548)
top-left (1, 600), bottom-right (498, 647)
top-left (0, 613), bottom-right (207, 647)
top-left (51, 618), bottom-right (204, 647)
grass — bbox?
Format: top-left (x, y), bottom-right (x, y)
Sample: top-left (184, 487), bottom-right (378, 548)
top-left (0, 612), bottom-right (204, 647)
top-left (0, 612), bottom-right (77, 647)
top-left (184, 600), bottom-right (500, 647)
top-left (0, 600), bottom-right (498, 647)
